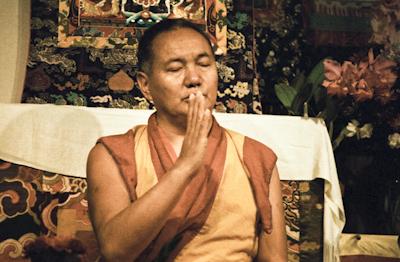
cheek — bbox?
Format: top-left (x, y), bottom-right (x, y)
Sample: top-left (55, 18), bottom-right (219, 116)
top-left (204, 68), bottom-right (218, 85)
top-left (209, 90), bottom-right (217, 103)
top-left (149, 76), bottom-right (180, 97)
top-left (207, 82), bottom-right (218, 108)
top-left (205, 71), bottom-right (218, 98)
top-left (209, 73), bottom-right (218, 95)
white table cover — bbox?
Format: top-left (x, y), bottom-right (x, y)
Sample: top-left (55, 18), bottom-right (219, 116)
top-left (0, 103), bottom-right (345, 261)
top-left (340, 233), bottom-right (400, 258)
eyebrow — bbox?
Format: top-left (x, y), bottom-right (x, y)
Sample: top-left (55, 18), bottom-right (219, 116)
top-left (165, 52), bottom-right (213, 65)
top-left (196, 52), bottom-right (212, 60)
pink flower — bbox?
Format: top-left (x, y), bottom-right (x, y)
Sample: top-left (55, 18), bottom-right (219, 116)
top-left (342, 61), bottom-right (360, 92)
top-left (322, 59), bottom-right (349, 97)
top-left (352, 79), bottom-right (374, 102)
top-left (323, 59), bottom-right (342, 81)
top-left (323, 49), bottom-right (398, 104)
top-left (364, 49), bottom-right (397, 104)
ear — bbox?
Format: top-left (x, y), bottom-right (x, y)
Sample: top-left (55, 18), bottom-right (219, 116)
top-left (136, 71), bottom-right (153, 102)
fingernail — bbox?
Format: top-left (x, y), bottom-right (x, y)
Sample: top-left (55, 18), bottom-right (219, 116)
top-left (189, 93), bottom-right (194, 99)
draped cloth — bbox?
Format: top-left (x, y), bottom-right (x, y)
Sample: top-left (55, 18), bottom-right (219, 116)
top-left (98, 113), bottom-right (277, 261)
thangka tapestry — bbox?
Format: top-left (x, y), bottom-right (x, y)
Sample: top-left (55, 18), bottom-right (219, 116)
top-left (22, 0), bottom-right (265, 114)
top-left (58, 0), bottom-right (227, 55)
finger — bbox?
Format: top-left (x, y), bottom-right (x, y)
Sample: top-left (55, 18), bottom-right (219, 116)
top-left (186, 92), bottom-right (201, 145)
top-left (199, 108), bottom-right (211, 139)
top-left (198, 91), bottom-right (206, 119)
top-left (191, 92), bottom-right (203, 136)
top-left (186, 93), bottom-right (195, 135)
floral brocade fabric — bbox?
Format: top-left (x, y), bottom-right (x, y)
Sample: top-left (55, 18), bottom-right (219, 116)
top-left (0, 159), bottom-right (324, 261)
top-left (0, 160), bottom-right (96, 262)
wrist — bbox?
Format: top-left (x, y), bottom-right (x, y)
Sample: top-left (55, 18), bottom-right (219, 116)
top-left (171, 158), bottom-right (198, 180)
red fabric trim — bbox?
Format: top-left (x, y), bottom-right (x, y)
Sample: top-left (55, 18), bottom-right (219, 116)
top-left (142, 113), bottom-right (227, 261)
top-left (97, 129), bottom-right (137, 201)
top-left (243, 136), bottom-right (277, 234)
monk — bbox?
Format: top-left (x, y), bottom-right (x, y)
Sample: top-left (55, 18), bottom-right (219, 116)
top-left (86, 18), bottom-right (288, 262)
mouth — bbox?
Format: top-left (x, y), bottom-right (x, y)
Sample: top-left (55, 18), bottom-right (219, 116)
top-left (183, 93), bottom-right (207, 102)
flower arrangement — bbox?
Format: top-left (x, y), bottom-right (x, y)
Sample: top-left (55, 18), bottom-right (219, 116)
top-left (274, 46), bottom-right (400, 233)
top-left (273, 0), bottom-right (400, 235)
top-left (322, 49), bottom-right (397, 104)
top-left (274, 0), bottom-right (400, 152)
top-left (274, 48), bottom-right (399, 151)
top-left (321, 49), bottom-right (399, 149)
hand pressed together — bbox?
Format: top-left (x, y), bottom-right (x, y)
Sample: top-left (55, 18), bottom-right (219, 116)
top-left (175, 91), bottom-right (212, 176)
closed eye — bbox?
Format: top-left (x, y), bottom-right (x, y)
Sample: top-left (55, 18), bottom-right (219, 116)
top-left (167, 66), bottom-right (183, 72)
top-left (199, 62), bottom-right (211, 67)
top-left (164, 58), bottom-right (184, 72)
top-left (197, 54), bottom-right (212, 67)
top-left (197, 57), bottom-right (212, 67)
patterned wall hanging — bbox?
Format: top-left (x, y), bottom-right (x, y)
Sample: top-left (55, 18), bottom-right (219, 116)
top-left (22, 0), bottom-right (265, 114)
top-left (58, 0), bottom-right (227, 54)
top-left (253, 0), bottom-right (308, 114)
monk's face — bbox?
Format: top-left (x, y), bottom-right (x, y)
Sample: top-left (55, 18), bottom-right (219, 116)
top-left (139, 27), bottom-right (218, 121)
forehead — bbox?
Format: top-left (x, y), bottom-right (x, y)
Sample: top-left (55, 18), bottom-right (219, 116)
top-left (151, 28), bottom-right (213, 61)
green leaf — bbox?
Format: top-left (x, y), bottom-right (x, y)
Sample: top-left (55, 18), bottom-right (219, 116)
top-left (306, 60), bottom-right (324, 84)
top-left (313, 85), bottom-right (328, 113)
top-left (291, 83), bottom-right (313, 115)
top-left (305, 60), bottom-right (326, 99)
top-left (274, 83), bottom-right (298, 110)
top-left (292, 72), bottom-right (306, 92)
top-left (302, 59), bottom-right (328, 116)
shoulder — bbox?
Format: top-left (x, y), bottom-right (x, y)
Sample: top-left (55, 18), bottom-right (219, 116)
top-left (243, 136), bottom-right (277, 170)
top-left (86, 143), bottom-right (119, 185)
top-left (87, 128), bottom-right (137, 174)
top-left (243, 136), bottom-right (276, 161)
top-left (98, 129), bottom-right (136, 147)
top-left (97, 127), bottom-right (143, 159)
top-left (87, 128), bottom-right (140, 200)
top-left (225, 129), bottom-right (277, 171)
top-left (225, 128), bottom-right (277, 162)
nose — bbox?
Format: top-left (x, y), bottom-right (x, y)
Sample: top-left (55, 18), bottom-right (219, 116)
top-left (184, 65), bottom-right (202, 88)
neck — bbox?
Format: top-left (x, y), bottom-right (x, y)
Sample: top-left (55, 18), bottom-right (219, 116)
top-left (155, 113), bottom-right (186, 156)
top-left (155, 113), bottom-right (187, 137)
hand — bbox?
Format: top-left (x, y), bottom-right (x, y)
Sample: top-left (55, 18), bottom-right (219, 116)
top-left (175, 91), bottom-right (212, 176)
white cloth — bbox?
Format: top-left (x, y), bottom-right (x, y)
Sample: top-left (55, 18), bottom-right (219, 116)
top-left (340, 233), bottom-right (400, 258)
top-left (0, 103), bottom-right (345, 261)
